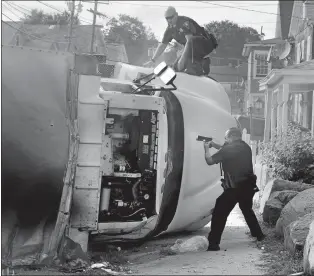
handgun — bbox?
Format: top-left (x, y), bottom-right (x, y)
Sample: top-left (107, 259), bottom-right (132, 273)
top-left (196, 135), bottom-right (213, 142)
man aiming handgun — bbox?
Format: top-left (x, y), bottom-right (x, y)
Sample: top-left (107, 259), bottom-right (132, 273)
top-left (203, 127), bottom-right (265, 251)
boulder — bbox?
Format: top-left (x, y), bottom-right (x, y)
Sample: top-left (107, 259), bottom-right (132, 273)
top-left (259, 179), bottom-right (313, 214)
top-left (263, 190), bottom-right (299, 224)
top-left (304, 220), bottom-right (314, 275)
top-left (276, 188), bottom-right (314, 237)
top-left (283, 212), bottom-right (314, 254)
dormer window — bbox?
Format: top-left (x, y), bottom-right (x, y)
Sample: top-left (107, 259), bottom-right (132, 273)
top-left (253, 50), bottom-right (271, 78)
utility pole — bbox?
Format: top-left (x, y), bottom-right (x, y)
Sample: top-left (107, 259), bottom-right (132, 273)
top-left (90, 0), bottom-right (98, 53)
top-left (67, 0), bottom-right (75, 52)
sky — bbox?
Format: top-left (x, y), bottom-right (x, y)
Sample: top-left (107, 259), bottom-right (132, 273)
top-left (3, 1), bottom-right (279, 41)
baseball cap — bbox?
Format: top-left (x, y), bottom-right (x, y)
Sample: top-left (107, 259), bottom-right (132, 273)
top-left (165, 6), bottom-right (177, 18)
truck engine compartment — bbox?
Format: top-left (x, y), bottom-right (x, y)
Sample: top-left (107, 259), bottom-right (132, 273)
top-left (98, 108), bottom-right (159, 223)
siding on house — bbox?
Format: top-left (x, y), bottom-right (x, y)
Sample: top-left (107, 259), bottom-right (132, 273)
top-left (247, 46), bottom-right (273, 96)
top-left (294, 24), bottom-right (314, 63)
top-left (275, 0), bottom-right (294, 39)
top-left (290, 0), bottom-right (314, 129)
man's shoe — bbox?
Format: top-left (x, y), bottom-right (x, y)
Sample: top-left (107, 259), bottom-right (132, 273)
top-left (256, 234), bottom-right (266, 241)
top-left (207, 244), bottom-right (220, 251)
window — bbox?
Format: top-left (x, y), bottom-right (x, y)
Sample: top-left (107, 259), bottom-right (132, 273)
top-left (296, 42), bottom-right (301, 64)
top-left (301, 40), bottom-right (305, 62)
top-left (253, 51), bottom-right (269, 78)
top-left (307, 35), bottom-right (312, 61)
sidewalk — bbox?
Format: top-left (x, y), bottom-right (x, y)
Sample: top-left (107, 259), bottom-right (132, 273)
top-left (129, 205), bottom-right (266, 275)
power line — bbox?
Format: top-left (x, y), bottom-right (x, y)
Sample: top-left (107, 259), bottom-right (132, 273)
top-left (197, 1), bottom-right (307, 21)
top-left (36, 0), bottom-right (94, 25)
top-left (36, 1), bottom-right (64, 13)
top-left (5, 1), bottom-right (92, 26)
top-left (1, 13), bottom-right (68, 43)
top-left (7, 1), bottom-right (32, 15)
top-left (2, 2), bottom-right (23, 20)
top-left (97, 1), bottom-right (282, 27)
top-left (104, 1), bottom-right (278, 9)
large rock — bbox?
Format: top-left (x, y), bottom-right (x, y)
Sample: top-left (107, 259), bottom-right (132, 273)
top-left (276, 188), bottom-right (314, 237)
top-left (304, 220), bottom-right (314, 275)
top-left (259, 179), bottom-right (313, 214)
top-left (263, 190), bottom-right (299, 224)
top-left (283, 212), bottom-right (314, 254)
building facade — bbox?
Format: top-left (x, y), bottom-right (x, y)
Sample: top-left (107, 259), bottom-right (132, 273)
top-left (241, 1), bottom-right (296, 118)
top-left (242, 38), bottom-right (284, 118)
top-left (260, 0), bottom-right (314, 141)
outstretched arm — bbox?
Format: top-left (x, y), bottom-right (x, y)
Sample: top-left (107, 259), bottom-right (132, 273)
top-left (204, 147), bottom-right (215, 165)
top-left (204, 141), bottom-right (215, 165)
top-left (203, 141), bottom-right (224, 166)
top-left (151, 43), bottom-right (167, 61)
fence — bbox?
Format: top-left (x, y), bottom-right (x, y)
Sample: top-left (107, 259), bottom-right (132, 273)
top-left (242, 128), bottom-right (258, 166)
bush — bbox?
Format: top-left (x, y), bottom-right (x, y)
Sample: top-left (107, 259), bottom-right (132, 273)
top-left (259, 122), bottom-right (314, 182)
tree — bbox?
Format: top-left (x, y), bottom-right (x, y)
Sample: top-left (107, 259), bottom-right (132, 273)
top-left (23, 9), bottom-right (80, 25)
top-left (204, 20), bottom-right (261, 60)
top-left (103, 14), bottom-right (158, 65)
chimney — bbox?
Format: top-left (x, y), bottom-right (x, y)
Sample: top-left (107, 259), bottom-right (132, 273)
top-left (303, 0), bottom-right (314, 20)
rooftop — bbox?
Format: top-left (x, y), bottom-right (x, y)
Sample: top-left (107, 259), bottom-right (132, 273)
top-left (242, 38), bottom-right (284, 57)
top-left (244, 38), bottom-right (284, 45)
top-left (283, 59), bottom-right (314, 70)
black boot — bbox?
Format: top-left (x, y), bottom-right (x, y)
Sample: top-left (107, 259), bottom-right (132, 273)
top-left (207, 243), bottom-right (220, 251)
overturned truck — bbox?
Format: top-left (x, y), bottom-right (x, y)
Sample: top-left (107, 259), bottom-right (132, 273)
top-left (2, 45), bottom-right (237, 265)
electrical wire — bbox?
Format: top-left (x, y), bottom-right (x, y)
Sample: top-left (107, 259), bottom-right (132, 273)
top-left (197, 1), bottom-right (307, 21)
top-left (2, 2), bottom-right (23, 20)
top-left (6, 1), bottom-right (32, 15)
top-left (1, 13), bottom-right (68, 43)
top-left (101, 1), bottom-right (278, 9)
top-left (36, 0), bottom-right (64, 13)
top-left (36, 0), bottom-right (94, 25)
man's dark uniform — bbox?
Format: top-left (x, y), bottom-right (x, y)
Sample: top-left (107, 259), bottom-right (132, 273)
top-left (162, 16), bottom-right (217, 74)
top-left (207, 140), bottom-right (264, 246)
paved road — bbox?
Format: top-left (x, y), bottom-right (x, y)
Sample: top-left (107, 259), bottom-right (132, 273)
top-left (126, 205), bottom-right (266, 275)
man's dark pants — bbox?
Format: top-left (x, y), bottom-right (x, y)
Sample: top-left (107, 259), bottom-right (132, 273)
top-left (173, 36), bottom-right (215, 74)
top-left (207, 184), bottom-right (263, 245)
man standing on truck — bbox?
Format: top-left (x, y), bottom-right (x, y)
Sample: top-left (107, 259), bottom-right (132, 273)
top-left (203, 127), bottom-right (265, 251)
top-left (144, 6), bottom-right (218, 75)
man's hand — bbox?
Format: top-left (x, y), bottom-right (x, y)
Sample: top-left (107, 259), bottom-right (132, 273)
top-left (143, 60), bottom-right (155, 68)
top-left (177, 57), bottom-right (185, 71)
top-left (204, 141), bottom-right (215, 165)
top-left (204, 140), bottom-right (222, 150)
top-left (203, 141), bottom-right (213, 150)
